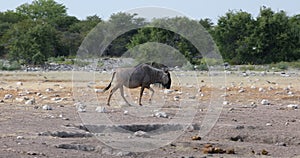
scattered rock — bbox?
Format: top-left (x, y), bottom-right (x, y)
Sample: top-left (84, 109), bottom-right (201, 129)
top-left (261, 149), bottom-right (268, 155)
top-left (42, 105), bottom-right (52, 110)
top-left (191, 135), bottom-right (201, 140)
top-left (95, 106), bottom-right (106, 113)
top-left (275, 142), bottom-right (287, 146)
top-left (261, 99), bottom-right (270, 105)
top-left (16, 82), bottom-right (23, 86)
top-left (223, 101), bottom-right (229, 105)
top-left (56, 144), bottom-right (95, 151)
top-left (25, 98), bottom-right (35, 105)
top-left (202, 145), bottom-right (226, 154)
top-left (230, 135), bottom-right (244, 142)
top-left (38, 131), bottom-right (93, 138)
top-left (133, 130), bottom-right (150, 138)
top-left (266, 123), bottom-right (272, 126)
top-left (287, 104), bottom-right (298, 109)
top-left (226, 148), bottom-right (235, 154)
top-left (154, 111), bottom-right (168, 118)
top-left (4, 94), bottom-right (13, 99)
top-left (45, 88), bottom-right (54, 92)
top-left (235, 125), bottom-right (245, 129)
top-left (164, 89), bottom-right (173, 94)
top-left (173, 96), bottom-right (180, 101)
top-left (16, 136), bottom-right (24, 140)
top-left (94, 89), bottom-right (103, 93)
top-left (75, 102), bottom-right (86, 112)
top-left (123, 110), bottom-right (128, 115)
top-left (258, 87), bottom-right (264, 92)
top-left (238, 88), bottom-right (245, 93)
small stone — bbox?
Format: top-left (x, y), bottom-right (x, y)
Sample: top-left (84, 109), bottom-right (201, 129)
top-left (238, 88), bottom-right (245, 93)
top-left (191, 135), bottom-right (201, 140)
top-left (164, 89), bottom-right (173, 94)
top-left (287, 104), bottom-right (298, 109)
top-left (95, 106), bottom-right (106, 113)
top-left (133, 131), bottom-right (150, 138)
top-left (4, 94), bottom-right (13, 99)
top-left (258, 87), bottom-right (264, 92)
top-left (285, 122), bottom-right (289, 126)
top-left (75, 102), bottom-right (86, 112)
top-left (266, 123), bottom-right (272, 126)
top-left (261, 99), bottom-right (270, 105)
top-left (25, 98), bottom-right (35, 105)
top-left (226, 148), bottom-right (235, 154)
top-left (123, 110), bottom-right (128, 115)
top-left (42, 105), bottom-right (52, 110)
top-left (173, 96), bottom-right (180, 101)
top-left (51, 97), bottom-right (61, 101)
top-left (223, 101), bottom-right (229, 105)
top-left (17, 136), bottom-right (24, 140)
top-left (45, 88), bottom-right (54, 92)
top-left (261, 149), bottom-right (268, 155)
top-left (15, 97), bottom-right (24, 102)
top-left (16, 82), bottom-right (23, 86)
top-left (94, 89), bottom-right (103, 93)
top-left (154, 111), bottom-right (168, 118)
top-left (275, 142), bottom-right (286, 146)
top-left (235, 125), bottom-right (244, 129)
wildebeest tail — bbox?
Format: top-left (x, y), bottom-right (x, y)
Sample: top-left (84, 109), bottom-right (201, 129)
top-left (103, 72), bottom-right (116, 92)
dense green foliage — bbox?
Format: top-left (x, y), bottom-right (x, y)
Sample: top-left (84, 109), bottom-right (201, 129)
top-left (0, 0), bottom-right (299, 66)
top-left (212, 7), bottom-right (300, 64)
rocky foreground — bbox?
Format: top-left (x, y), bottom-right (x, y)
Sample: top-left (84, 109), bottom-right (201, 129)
top-left (0, 69), bottom-right (299, 157)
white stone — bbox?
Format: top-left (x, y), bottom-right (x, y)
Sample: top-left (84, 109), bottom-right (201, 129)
top-left (223, 101), bottom-right (229, 105)
top-left (133, 131), bottom-right (150, 138)
top-left (25, 98), bottom-right (35, 105)
top-left (95, 106), bottom-right (106, 113)
top-left (258, 87), bottom-right (264, 92)
top-left (45, 88), bottom-right (54, 92)
top-left (287, 104), bottom-right (298, 109)
top-left (266, 123), bottom-right (272, 126)
top-left (164, 89), bottom-right (173, 94)
top-left (154, 112), bottom-right (168, 118)
top-left (94, 89), bottom-right (103, 93)
top-left (123, 110), bottom-right (128, 115)
top-left (261, 99), bottom-right (270, 105)
top-left (42, 105), bottom-right (52, 110)
top-left (75, 102), bottom-right (86, 112)
top-left (173, 96), bottom-right (180, 101)
top-left (15, 97), bottom-right (24, 102)
top-left (16, 136), bottom-right (24, 139)
top-left (16, 82), bottom-right (23, 86)
top-left (4, 94), bottom-right (13, 99)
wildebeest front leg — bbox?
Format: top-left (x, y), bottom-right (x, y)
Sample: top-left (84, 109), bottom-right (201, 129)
top-left (119, 86), bottom-right (131, 106)
top-left (148, 87), bottom-right (154, 103)
top-left (139, 87), bottom-right (145, 106)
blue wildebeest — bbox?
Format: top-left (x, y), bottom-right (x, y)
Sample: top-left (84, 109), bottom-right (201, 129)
top-left (103, 63), bottom-right (171, 106)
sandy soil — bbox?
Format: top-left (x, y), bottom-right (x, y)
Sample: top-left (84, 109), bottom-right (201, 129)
top-left (0, 70), bottom-right (299, 158)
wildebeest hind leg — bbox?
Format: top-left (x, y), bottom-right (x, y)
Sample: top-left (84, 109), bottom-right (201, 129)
top-left (120, 86), bottom-right (131, 106)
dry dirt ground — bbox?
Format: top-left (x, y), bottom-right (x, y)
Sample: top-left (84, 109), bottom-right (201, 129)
top-left (0, 70), bottom-right (299, 158)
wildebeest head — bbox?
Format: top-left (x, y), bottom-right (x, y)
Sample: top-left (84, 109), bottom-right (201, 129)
top-left (161, 70), bottom-right (171, 89)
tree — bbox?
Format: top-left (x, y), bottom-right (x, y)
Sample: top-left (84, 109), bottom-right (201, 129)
top-left (16, 0), bottom-right (67, 21)
top-left (5, 19), bottom-right (58, 64)
top-left (212, 10), bottom-right (255, 64)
